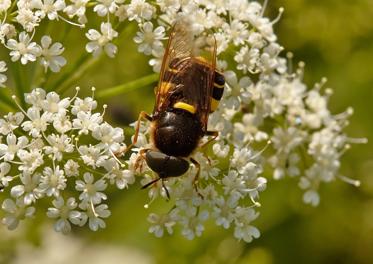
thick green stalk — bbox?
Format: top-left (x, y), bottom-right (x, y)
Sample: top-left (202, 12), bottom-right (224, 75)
top-left (96, 73), bottom-right (158, 99)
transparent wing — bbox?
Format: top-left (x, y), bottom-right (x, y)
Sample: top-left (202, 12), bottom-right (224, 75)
top-left (154, 21), bottom-right (217, 132)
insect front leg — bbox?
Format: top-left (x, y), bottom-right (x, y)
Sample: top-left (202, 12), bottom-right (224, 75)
top-left (116, 111), bottom-right (152, 157)
top-left (134, 148), bottom-right (150, 172)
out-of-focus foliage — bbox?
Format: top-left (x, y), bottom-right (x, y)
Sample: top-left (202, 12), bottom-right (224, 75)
top-left (0, 0), bottom-right (372, 263)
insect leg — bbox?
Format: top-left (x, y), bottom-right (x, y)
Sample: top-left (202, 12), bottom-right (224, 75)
top-left (118, 111), bottom-right (152, 156)
top-left (190, 157), bottom-right (203, 199)
top-left (200, 131), bottom-right (218, 148)
top-left (134, 148), bottom-right (151, 172)
top-left (199, 131), bottom-right (219, 165)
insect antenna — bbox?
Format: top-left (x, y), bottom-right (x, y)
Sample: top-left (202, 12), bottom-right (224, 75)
top-left (141, 178), bottom-right (161, 189)
top-left (161, 179), bottom-right (170, 200)
top-left (141, 178), bottom-right (171, 200)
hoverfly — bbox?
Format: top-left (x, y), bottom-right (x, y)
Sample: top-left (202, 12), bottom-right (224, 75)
top-left (130, 21), bottom-right (225, 198)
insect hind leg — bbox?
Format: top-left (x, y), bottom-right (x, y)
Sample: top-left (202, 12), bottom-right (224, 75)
top-left (190, 157), bottom-right (203, 199)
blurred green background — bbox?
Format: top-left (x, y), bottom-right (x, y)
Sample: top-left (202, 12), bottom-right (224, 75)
top-left (1, 0), bottom-right (373, 263)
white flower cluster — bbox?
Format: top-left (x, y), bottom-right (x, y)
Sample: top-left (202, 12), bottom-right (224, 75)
top-left (0, 0), bottom-right (284, 87)
top-left (129, 126), bottom-right (266, 242)
top-left (0, 87), bottom-right (134, 233)
top-left (216, 63), bottom-right (365, 207)
top-left (122, 0), bottom-right (365, 241)
top-left (0, 0), bottom-right (365, 243)
top-left (131, 0), bottom-right (285, 75)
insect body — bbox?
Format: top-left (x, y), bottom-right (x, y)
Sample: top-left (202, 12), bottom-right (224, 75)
top-left (131, 22), bottom-right (225, 196)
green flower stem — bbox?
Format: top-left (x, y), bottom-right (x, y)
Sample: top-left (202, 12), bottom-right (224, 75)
top-left (9, 62), bottom-right (27, 108)
top-left (96, 73), bottom-right (159, 99)
top-left (0, 101), bottom-right (13, 112)
top-left (0, 89), bottom-right (17, 110)
top-left (47, 53), bottom-right (91, 93)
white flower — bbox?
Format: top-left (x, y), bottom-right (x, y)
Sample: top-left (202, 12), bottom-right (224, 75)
top-left (0, 0), bottom-right (11, 12)
top-left (7, 32), bottom-right (41, 64)
top-left (79, 203), bottom-right (111, 231)
top-left (271, 127), bottom-right (306, 154)
top-left (72, 111), bottom-right (102, 135)
top-left (0, 61), bottom-right (7, 87)
top-left (303, 189), bottom-right (320, 207)
top-left (0, 162), bottom-right (12, 188)
top-left (0, 134), bottom-right (29, 161)
top-left (86, 22), bottom-right (118, 57)
top-left (41, 91), bottom-right (70, 117)
top-left (25, 88), bottom-right (46, 108)
top-left (21, 107), bottom-right (50, 137)
top-left (213, 196), bottom-right (238, 229)
top-left (234, 46), bottom-right (259, 74)
top-left (78, 145), bottom-right (102, 168)
top-left (111, 166), bottom-right (135, 189)
top-left (71, 97), bottom-right (97, 114)
top-left (133, 22), bottom-right (165, 55)
top-left (115, 4), bottom-right (128, 21)
top-left (231, 148), bottom-right (258, 176)
top-left (126, 0), bottom-right (155, 22)
top-left (39, 166), bottom-right (67, 197)
top-left (17, 149), bottom-right (44, 174)
top-left (148, 211), bottom-right (178, 237)
top-left (10, 173), bottom-right (43, 205)
top-left (64, 160), bottom-right (80, 177)
top-left (39, 35), bottom-right (66, 72)
top-left (94, 0), bottom-right (124, 17)
top-left (47, 197), bottom-right (82, 234)
top-left (92, 122), bottom-right (124, 152)
top-left (180, 207), bottom-right (209, 240)
top-left (53, 113), bottom-right (72, 133)
top-left (233, 207), bottom-right (260, 243)
top-left (36, 0), bottom-right (66, 20)
top-left (44, 134), bottom-right (74, 161)
top-left (212, 140), bottom-right (230, 158)
top-left (0, 112), bottom-right (25, 135)
top-left (64, 0), bottom-right (89, 23)
top-left (0, 23), bottom-right (16, 43)
top-left (75, 172), bottom-right (107, 205)
top-left (222, 20), bottom-right (249, 46)
top-left (2, 198), bottom-right (35, 230)
top-left (224, 70), bottom-right (251, 106)
top-left (15, 9), bottom-right (41, 32)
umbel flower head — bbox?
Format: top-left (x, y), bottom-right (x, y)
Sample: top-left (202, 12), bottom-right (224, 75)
top-left (0, 0), bottom-right (366, 243)
top-left (0, 87), bottom-right (132, 234)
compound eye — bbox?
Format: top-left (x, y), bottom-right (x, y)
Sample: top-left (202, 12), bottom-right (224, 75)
top-left (145, 150), bottom-right (189, 178)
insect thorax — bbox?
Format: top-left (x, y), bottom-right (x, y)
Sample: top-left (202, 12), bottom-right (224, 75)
top-left (153, 109), bottom-right (203, 157)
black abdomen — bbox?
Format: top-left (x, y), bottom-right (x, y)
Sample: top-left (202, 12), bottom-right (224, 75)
top-left (153, 109), bottom-right (203, 157)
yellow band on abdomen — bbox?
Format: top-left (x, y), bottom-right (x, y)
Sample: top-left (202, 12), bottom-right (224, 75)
top-left (173, 102), bottom-right (196, 114)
